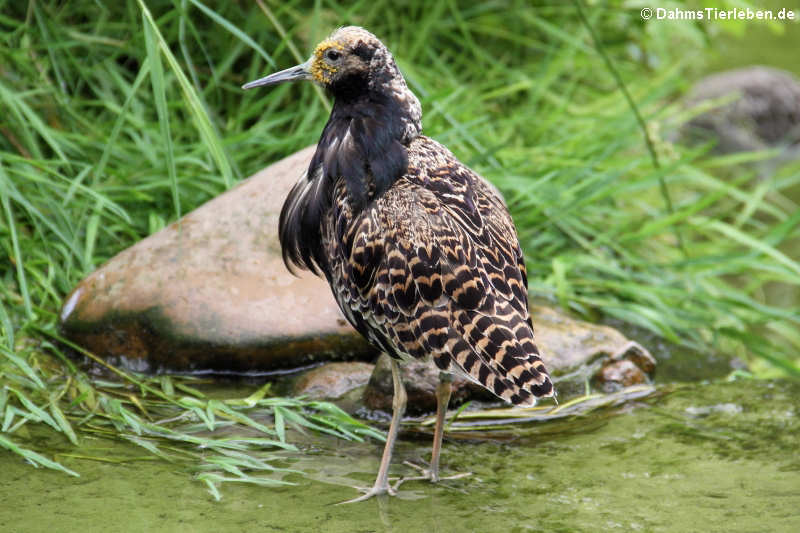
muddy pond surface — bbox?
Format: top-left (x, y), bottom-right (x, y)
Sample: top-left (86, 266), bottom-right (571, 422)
top-left (2, 376), bottom-right (798, 533)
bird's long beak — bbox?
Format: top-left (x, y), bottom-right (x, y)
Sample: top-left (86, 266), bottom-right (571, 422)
top-left (242, 59), bottom-right (313, 90)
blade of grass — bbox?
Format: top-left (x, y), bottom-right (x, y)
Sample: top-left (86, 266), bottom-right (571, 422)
top-left (143, 14), bottom-right (180, 219)
top-left (0, 434), bottom-right (80, 477)
top-left (0, 173), bottom-right (33, 319)
top-left (136, 0), bottom-right (234, 189)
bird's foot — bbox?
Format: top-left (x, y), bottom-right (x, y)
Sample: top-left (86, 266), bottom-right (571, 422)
top-left (393, 460), bottom-right (472, 489)
top-left (336, 480), bottom-right (400, 504)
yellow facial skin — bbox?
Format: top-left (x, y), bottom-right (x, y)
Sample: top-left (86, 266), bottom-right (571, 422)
top-left (311, 40), bottom-right (344, 84)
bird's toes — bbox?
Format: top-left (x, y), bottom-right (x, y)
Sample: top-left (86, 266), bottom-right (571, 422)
top-left (438, 472), bottom-right (473, 481)
top-left (401, 460), bottom-right (472, 484)
top-left (402, 460), bottom-right (433, 478)
top-left (335, 483), bottom-right (396, 504)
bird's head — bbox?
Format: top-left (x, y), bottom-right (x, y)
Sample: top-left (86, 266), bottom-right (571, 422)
top-left (248, 28), bottom-right (424, 274)
top-left (243, 26), bottom-right (415, 107)
top-left (246, 26), bottom-right (422, 245)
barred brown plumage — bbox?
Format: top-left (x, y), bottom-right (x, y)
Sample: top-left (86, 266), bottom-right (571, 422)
top-left (244, 26), bottom-right (554, 502)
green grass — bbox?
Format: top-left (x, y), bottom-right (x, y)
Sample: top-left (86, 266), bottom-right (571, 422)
top-left (1, 0), bottom-right (799, 496)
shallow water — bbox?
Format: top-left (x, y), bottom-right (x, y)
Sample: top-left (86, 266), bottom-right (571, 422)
top-left (2, 379), bottom-right (797, 533)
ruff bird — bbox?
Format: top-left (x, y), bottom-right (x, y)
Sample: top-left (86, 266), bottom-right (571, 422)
top-left (243, 26), bottom-right (555, 502)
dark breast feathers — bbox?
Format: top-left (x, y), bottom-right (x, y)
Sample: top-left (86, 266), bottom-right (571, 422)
top-left (324, 136), bottom-right (553, 406)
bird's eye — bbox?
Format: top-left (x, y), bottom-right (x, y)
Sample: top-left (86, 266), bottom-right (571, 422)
top-left (326, 49), bottom-right (341, 61)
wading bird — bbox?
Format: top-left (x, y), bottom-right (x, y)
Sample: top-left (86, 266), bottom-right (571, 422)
top-left (243, 26), bottom-right (554, 502)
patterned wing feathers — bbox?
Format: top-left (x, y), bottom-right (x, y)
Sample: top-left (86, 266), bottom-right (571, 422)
top-left (328, 137), bottom-right (554, 406)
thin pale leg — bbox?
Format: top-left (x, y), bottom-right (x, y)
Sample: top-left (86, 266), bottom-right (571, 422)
top-left (399, 371), bottom-right (471, 486)
top-left (339, 358), bottom-right (407, 504)
top-left (429, 371), bottom-right (452, 482)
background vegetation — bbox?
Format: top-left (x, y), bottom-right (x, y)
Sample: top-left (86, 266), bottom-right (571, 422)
top-left (1, 0), bottom-right (798, 496)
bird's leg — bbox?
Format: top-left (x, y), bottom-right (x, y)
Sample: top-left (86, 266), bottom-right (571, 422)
top-left (373, 358), bottom-right (407, 490)
top-left (339, 357), bottom-right (406, 504)
top-left (397, 371), bottom-right (470, 487)
top-left (429, 371), bottom-right (453, 482)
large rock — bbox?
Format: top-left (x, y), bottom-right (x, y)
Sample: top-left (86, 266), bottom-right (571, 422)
top-left (60, 146), bottom-right (375, 373)
top-left (682, 66), bottom-right (800, 154)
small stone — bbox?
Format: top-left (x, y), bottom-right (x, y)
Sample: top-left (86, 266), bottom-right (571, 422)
top-left (293, 362), bottom-right (375, 400)
top-left (594, 360), bottom-right (648, 393)
top-left (612, 341), bottom-right (656, 374)
top-left (362, 354), bottom-right (491, 415)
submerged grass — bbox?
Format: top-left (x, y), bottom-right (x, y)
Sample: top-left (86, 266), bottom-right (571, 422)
top-left (418, 384), bottom-right (659, 433)
top-left (1, 0), bottom-right (798, 496)
top-left (4, 333), bottom-right (383, 499)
